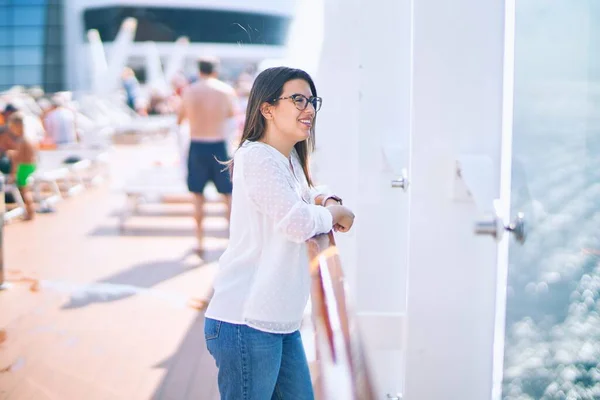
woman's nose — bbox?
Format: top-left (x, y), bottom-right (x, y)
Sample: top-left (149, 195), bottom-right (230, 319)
top-left (304, 104), bottom-right (316, 116)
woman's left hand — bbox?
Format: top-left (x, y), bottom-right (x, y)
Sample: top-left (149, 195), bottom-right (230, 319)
top-left (334, 223), bottom-right (350, 233)
top-left (331, 206), bottom-right (354, 233)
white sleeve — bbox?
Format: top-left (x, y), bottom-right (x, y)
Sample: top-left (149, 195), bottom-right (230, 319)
top-left (242, 147), bottom-right (333, 243)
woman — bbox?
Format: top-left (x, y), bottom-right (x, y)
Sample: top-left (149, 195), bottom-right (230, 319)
top-left (204, 67), bottom-right (355, 399)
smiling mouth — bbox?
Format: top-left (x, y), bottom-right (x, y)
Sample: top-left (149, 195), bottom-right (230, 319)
top-left (299, 119), bottom-right (312, 128)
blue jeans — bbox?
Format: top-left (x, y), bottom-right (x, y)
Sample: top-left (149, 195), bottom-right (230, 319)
top-left (204, 318), bottom-right (314, 400)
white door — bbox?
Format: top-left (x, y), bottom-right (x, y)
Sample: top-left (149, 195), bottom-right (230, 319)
top-left (354, 0), bottom-right (412, 397)
top-left (494, 1), bottom-right (600, 398)
top-left (314, 0), bottom-right (412, 397)
top-left (406, 0), bottom-right (600, 399)
top-left (404, 0), bottom-right (508, 398)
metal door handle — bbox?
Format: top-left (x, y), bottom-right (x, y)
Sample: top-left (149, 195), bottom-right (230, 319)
top-left (505, 213), bottom-right (526, 243)
top-left (475, 209), bottom-right (526, 244)
top-left (391, 168), bottom-right (409, 191)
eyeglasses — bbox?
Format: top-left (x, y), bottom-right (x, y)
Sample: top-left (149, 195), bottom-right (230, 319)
top-left (273, 94), bottom-right (322, 112)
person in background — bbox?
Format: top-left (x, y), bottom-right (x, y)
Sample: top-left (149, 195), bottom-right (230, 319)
top-left (3, 103), bottom-right (45, 144)
top-left (0, 125), bottom-right (11, 175)
top-left (4, 112), bottom-right (38, 220)
top-left (1, 103), bottom-right (18, 125)
top-left (42, 96), bottom-right (79, 146)
top-left (122, 67), bottom-right (141, 112)
top-left (177, 57), bottom-right (239, 253)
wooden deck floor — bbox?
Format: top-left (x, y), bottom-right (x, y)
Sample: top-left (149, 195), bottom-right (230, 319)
top-left (0, 143), bottom-right (224, 399)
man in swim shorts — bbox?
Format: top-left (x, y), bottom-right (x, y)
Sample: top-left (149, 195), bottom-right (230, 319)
top-left (178, 57), bottom-right (238, 252)
top-left (6, 112), bottom-right (37, 220)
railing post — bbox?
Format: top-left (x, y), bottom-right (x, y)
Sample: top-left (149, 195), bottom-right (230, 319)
top-left (0, 173), bottom-right (7, 290)
top-left (308, 233), bottom-right (376, 399)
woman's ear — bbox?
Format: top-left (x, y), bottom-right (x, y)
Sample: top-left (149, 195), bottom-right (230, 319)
top-left (260, 103), bottom-right (273, 120)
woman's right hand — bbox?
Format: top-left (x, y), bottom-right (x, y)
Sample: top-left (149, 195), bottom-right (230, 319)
top-left (326, 205), bottom-right (355, 233)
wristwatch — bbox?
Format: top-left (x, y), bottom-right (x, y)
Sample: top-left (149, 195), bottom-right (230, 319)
top-left (321, 194), bottom-right (343, 207)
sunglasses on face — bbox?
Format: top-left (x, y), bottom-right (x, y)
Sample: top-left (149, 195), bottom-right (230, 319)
top-left (273, 94), bottom-right (322, 112)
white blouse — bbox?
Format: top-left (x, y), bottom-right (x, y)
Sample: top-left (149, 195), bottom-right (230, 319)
top-left (205, 140), bottom-right (333, 333)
